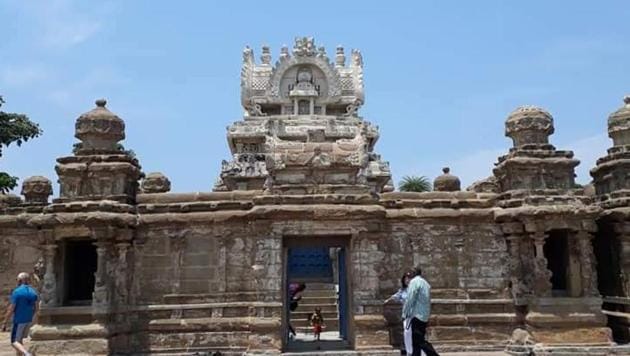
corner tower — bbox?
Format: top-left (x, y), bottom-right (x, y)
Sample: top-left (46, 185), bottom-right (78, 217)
top-left (215, 37), bottom-right (392, 194)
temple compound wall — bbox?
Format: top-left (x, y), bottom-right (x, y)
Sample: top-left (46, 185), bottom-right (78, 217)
top-left (1, 37), bottom-right (630, 355)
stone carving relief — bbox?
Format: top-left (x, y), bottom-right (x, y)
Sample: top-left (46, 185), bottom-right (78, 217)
top-left (141, 172), bottom-right (171, 194)
top-left (21, 176), bottom-right (52, 204)
top-left (221, 153), bottom-right (268, 178)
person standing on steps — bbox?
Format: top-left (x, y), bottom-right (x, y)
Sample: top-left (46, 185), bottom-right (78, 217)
top-left (402, 266), bottom-right (439, 356)
top-left (2, 272), bottom-right (38, 356)
top-left (385, 271), bottom-right (414, 355)
top-left (287, 282), bottom-right (306, 339)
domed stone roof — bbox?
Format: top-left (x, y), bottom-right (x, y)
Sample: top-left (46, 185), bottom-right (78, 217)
top-left (433, 167), bottom-right (461, 192)
top-left (505, 106), bottom-right (554, 147)
top-left (75, 99), bottom-right (125, 153)
top-left (608, 96), bottom-right (630, 147)
top-left (21, 176), bottom-right (52, 204)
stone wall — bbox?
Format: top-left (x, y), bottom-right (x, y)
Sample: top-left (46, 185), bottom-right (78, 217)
top-left (0, 226), bottom-right (42, 325)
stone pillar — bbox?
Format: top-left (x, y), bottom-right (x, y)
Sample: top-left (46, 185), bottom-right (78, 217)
top-left (40, 244), bottom-right (58, 307)
top-left (168, 231), bottom-right (187, 294)
top-left (616, 224), bottom-right (630, 297)
top-left (92, 240), bottom-right (110, 310)
top-left (566, 233), bottom-right (582, 297)
top-left (217, 235), bottom-right (227, 293)
top-left (506, 233), bottom-right (529, 304)
top-left (576, 231), bottom-right (599, 297)
top-left (531, 231), bottom-right (552, 297)
top-left (114, 242), bottom-right (131, 305)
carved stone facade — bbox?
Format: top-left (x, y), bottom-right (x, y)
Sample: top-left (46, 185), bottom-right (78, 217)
top-left (0, 38), bottom-right (628, 355)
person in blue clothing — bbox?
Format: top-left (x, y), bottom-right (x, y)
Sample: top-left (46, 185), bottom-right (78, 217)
top-left (2, 272), bottom-right (38, 356)
top-left (402, 265), bottom-right (439, 356)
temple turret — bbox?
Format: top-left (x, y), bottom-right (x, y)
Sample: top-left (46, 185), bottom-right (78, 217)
top-left (55, 99), bottom-right (142, 203)
top-left (494, 106), bottom-right (579, 194)
top-left (591, 96), bottom-right (630, 208)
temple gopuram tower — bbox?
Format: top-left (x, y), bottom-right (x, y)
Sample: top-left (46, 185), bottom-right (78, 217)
top-left (215, 36), bottom-right (392, 194)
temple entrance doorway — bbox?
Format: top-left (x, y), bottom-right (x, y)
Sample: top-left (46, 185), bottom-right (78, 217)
top-left (544, 230), bottom-right (569, 296)
top-left (62, 240), bottom-right (97, 306)
top-left (283, 236), bottom-right (352, 352)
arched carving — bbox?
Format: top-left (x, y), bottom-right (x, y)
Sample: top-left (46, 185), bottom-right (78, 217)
top-left (268, 56), bottom-right (341, 98)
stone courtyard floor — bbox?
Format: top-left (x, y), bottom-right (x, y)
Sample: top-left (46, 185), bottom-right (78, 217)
top-left (0, 331), bottom-right (511, 355)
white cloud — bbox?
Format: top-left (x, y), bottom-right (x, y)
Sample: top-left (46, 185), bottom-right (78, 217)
top-left (47, 67), bottom-right (128, 108)
top-left (21, 0), bottom-right (107, 49)
top-left (0, 64), bottom-right (48, 88)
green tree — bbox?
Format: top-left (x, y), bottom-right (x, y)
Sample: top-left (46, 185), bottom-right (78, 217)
top-left (399, 175), bottom-right (432, 192)
top-left (0, 96), bottom-right (42, 193)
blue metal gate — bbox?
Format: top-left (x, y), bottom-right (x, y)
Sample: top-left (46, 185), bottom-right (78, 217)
top-left (287, 247), bottom-right (333, 281)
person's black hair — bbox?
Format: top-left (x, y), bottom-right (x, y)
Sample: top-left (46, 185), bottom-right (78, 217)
top-left (413, 265), bottom-right (422, 277)
top-left (400, 271), bottom-right (413, 289)
top-left (298, 283), bottom-right (306, 291)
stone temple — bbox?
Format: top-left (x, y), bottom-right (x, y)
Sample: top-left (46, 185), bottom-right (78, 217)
top-left (1, 37), bottom-right (630, 355)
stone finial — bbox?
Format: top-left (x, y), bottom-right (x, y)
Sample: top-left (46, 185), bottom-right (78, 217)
top-left (21, 176), bottom-right (52, 204)
top-left (433, 167), bottom-right (461, 192)
top-left (317, 46), bottom-right (329, 62)
top-left (608, 95), bottom-right (630, 147)
top-left (351, 49), bottom-right (363, 67)
top-left (75, 99), bottom-right (125, 154)
top-left (335, 45), bottom-right (345, 67)
top-left (261, 45), bottom-right (271, 65)
top-left (279, 45), bottom-right (289, 61)
top-left (293, 36), bottom-right (316, 57)
top-left (141, 172), bottom-right (171, 193)
top-left (505, 106), bottom-right (554, 147)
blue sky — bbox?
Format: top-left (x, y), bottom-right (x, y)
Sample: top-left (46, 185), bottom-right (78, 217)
top-left (1, 0), bottom-right (629, 193)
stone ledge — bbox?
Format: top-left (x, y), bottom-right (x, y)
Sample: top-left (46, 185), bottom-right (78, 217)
top-left (147, 317), bottom-right (275, 332)
top-left (137, 191), bottom-right (261, 204)
top-left (386, 208), bottom-right (495, 220)
top-left (30, 323), bottom-right (108, 340)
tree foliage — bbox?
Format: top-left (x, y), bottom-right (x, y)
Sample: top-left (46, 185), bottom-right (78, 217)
top-left (0, 96), bottom-right (42, 193)
top-left (399, 175), bottom-right (432, 192)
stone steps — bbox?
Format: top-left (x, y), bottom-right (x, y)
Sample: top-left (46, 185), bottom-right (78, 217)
top-left (291, 282), bottom-right (340, 332)
top-left (300, 296), bottom-right (338, 304)
top-left (298, 303), bottom-right (338, 313)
